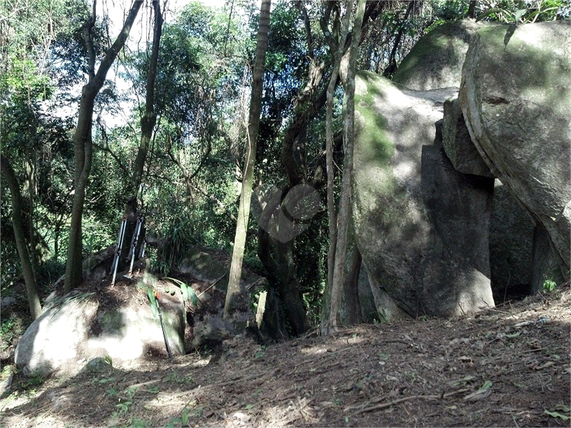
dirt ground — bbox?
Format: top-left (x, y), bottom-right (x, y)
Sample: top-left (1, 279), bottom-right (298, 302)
top-left (1, 285), bottom-right (570, 428)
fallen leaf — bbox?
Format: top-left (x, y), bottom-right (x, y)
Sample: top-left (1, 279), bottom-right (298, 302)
top-left (544, 410), bottom-right (570, 421)
top-left (463, 380), bottom-right (493, 402)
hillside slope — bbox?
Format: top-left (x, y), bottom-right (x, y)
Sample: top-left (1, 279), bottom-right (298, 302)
top-left (2, 288), bottom-right (570, 427)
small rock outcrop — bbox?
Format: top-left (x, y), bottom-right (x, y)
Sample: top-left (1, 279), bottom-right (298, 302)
top-left (15, 284), bottom-right (185, 378)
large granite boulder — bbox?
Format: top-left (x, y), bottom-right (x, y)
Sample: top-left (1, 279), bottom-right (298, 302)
top-left (15, 283), bottom-right (185, 378)
top-left (353, 72), bottom-right (495, 318)
top-left (460, 21), bottom-right (571, 270)
top-left (353, 21), bottom-right (570, 320)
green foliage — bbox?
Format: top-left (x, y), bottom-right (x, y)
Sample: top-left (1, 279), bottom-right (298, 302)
top-left (545, 404), bottom-right (571, 421)
top-left (82, 214), bottom-right (116, 257)
top-left (121, 2), bottom-right (246, 272)
top-left (103, 355), bottom-right (113, 368)
top-left (542, 277), bottom-right (557, 292)
top-left (475, 0), bottom-right (571, 23)
top-left (431, 0), bottom-right (469, 21)
top-left (0, 315), bottom-right (27, 356)
top-left (50, 0), bottom-right (110, 88)
top-left (114, 385), bottom-right (137, 414)
top-left (153, 216), bottom-right (197, 276)
top-left (0, 317), bottom-right (17, 346)
top-left (17, 370), bottom-right (46, 394)
top-left (0, 0), bottom-right (83, 300)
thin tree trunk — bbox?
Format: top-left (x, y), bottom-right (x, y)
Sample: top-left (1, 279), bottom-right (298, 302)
top-left (327, 0), bottom-right (365, 332)
top-left (224, 0), bottom-right (271, 319)
top-left (1, 154), bottom-right (42, 319)
top-left (23, 155), bottom-right (38, 273)
top-left (64, 0), bottom-right (143, 292)
top-left (132, 0), bottom-right (162, 197)
top-left (467, 1), bottom-right (477, 19)
top-left (383, 1), bottom-right (415, 77)
top-left (323, 2), bottom-right (352, 327)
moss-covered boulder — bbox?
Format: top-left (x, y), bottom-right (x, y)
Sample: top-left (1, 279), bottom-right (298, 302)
top-left (393, 20), bottom-right (488, 91)
top-left (353, 72), bottom-right (495, 318)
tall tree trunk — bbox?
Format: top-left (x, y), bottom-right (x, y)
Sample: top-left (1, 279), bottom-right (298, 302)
top-left (224, 0), bottom-right (271, 319)
top-left (327, 0), bottom-right (365, 333)
top-left (1, 154), bottom-right (42, 320)
top-left (118, 0), bottom-right (163, 272)
top-left (322, 1), bottom-right (352, 327)
top-left (257, 187), bottom-right (311, 336)
top-left (64, 0), bottom-right (142, 292)
top-left (132, 0), bottom-right (162, 197)
top-left (343, 242), bottom-right (362, 323)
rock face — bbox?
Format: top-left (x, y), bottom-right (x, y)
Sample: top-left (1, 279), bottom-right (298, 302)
top-left (460, 21), bottom-right (571, 270)
top-left (353, 73), bottom-right (495, 318)
top-left (442, 97), bottom-right (493, 177)
top-left (354, 20), bottom-right (570, 318)
top-left (15, 285), bottom-right (185, 378)
top-left (489, 181), bottom-right (535, 299)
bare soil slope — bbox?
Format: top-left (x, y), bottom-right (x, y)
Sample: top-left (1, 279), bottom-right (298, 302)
top-left (1, 288), bottom-right (570, 428)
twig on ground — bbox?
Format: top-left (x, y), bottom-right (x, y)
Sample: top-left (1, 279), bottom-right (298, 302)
top-left (352, 388), bottom-right (470, 416)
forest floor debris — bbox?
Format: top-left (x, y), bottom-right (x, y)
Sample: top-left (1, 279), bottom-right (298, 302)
top-left (1, 287), bottom-right (570, 427)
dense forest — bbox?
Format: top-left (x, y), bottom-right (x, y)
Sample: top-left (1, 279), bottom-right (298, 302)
top-left (1, 0), bottom-right (569, 337)
top-left (0, 0), bottom-right (570, 328)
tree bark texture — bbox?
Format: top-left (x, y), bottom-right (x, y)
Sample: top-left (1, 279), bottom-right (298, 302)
top-left (132, 0), bottom-right (162, 197)
top-left (224, 0), bottom-right (271, 318)
top-left (322, 0), bottom-right (353, 328)
top-left (343, 242), bottom-right (362, 324)
top-left (1, 154), bottom-right (42, 319)
top-left (327, 0), bottom-right (365, 332)
top-left (64, 1), bottom-right (143, 292)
